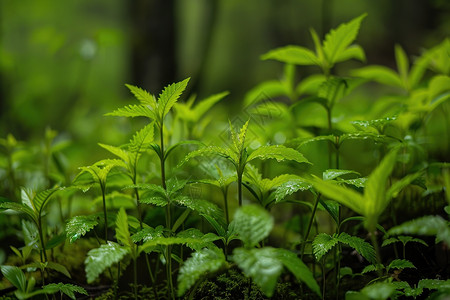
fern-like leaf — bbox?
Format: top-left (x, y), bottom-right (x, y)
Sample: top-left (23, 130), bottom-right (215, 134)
top-left (247, 145), bottom-right (311, 164)
top-left (337, 232), bottom-right (377, 264)
top-left (387, 259), bottom-right (416, 272)
top-left (105, 104), bottom-right (156, 119)
top-left (85, 241), bottom-right (129, 283)
top-left (177, 247), bottom-right (226, 297)
top-left (125, 84), bottom-right (157, 110)
top-left (158, 78), bottom-right (190, 118)
top-left (42, 283), bottom-right (88, 300)
top-left (312, 233), bottom-right (338, 261)
top-left (66, 215), bottom-right (99, 243)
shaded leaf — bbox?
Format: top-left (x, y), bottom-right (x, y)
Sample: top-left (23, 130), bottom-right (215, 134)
top-left (261, 45), bottom-right (320, 66)
top-left (85, 242), bottom-right (129, 283)
top-left (312, 233), bottom-right (338, 261)
top-left (233, 205), bottom-right (273, 248)
top-left (42, 283), bottom-right (88, 300)
top-left (247, 145), bottom-right (310, 164)
top-left (337, 232), bottom-right (377, 264)
top-left (66, 215), bottom-right (99, 243)
top-left (387, 259), bottom-right (416, 272)
top-left (0, 265), bottom-right (27, 292)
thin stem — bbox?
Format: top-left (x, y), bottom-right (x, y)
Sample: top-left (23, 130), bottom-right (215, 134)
top-left (369, 230), bottom-right (383, 277)
top-left (301, 194), bottom-right (322, 259)
top-left (133, 257), bottom-right (138, 300)
top-left (322, 261), bottom-right (326, 300)
top-left (101, 184), bottom-right (108, 242)
top-left (145, 254), bottom-right (159, 300)
top-left (223, 187), bottom-right (229, 224)
top-left (134, 184), bottom-right (143, 229)
top-left (237, 171), bottom-right (243, 207)
top-left (38, 217), bottom-right (48, 263)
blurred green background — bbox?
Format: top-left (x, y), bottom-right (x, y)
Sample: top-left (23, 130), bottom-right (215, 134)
top-left (0, 0), bottom-right (449, 166)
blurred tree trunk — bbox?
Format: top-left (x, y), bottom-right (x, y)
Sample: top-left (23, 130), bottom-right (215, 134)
top-left (129, 0), bottom-right (176, 93)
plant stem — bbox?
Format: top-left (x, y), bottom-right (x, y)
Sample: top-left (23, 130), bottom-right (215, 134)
top-left (38, 217), bottom-right (48, 263)
top-left (223, 187), bottom-right (229, 224)
top-left (134, 185), bottom-right (143, 229)
top-left (101, 184), bottom-right (108, 242)
top-left (301, 194), bottom-right (321, 259)
top-left (145, 254), bottom-right (159, 300)
top-left (133, 257), bottom-right (138, 300)
top-left (237, 171), bottom-right (243, 207)
top-left (369, 230), bottom-right (383, 277)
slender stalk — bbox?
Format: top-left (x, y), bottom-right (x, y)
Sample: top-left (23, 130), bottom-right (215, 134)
top-left (237, 171), bottom-right (243, 207)
top-left (223, 187), bottom-right (229, 224)
top-left (38, 217), bottom-right (48, 263)
top-left (322, 261), bottom-right (326, 300)
top-left (134, 184), bottom-right (143, 229)
top-left (159, 123), bottom-right (175, 300)
top-left (145, 254), bottom-right (159, 300)
top-left (301, 194), bottom-right (321, 259)
top-left (369, 230), bottom-right (383, 277)
top-left (133, 257), bottom-right (138, 300)
top-left (101, 184), bottom-right (108, 242)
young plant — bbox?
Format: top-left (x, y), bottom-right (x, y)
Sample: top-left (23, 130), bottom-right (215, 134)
top-left (182, 120), bottom-right (311, 207)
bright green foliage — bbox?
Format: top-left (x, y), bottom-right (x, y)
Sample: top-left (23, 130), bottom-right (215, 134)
top-left (274, 178), bottom-right (312, 203)
top-left (388, 215), bottom-right (450, 245)
top-left (115, 207), bottom-right (133, 250)
top-left (77, 159), bottom-right (124, 188)
top-left (175, 91), bottom-right (229, 123)
top-left (131, 226), bottom-right (165, 243)
top-left (1, 265), bottom-right (27, 292)
top-left (323, 169), bottom-right (361, 181)
top-left (247, 145), bottom-right (310, 164)
top-left (84, 241), bottom-right (129, 283)
top-left (66, 215), bottom-right (99, 243)
top-left (233, 247), bottom-right (283, 297)
top-left (177, 247), bottom-right (227, 297)
top-left (232, 204), bottom-right (273, 248)
top-left (312, 233), bottom-right (339, 261)
top-left (262, 14), bottom-right (366, 74)
top-left (42, 283), bottom-right (88, 300)
top-left (108, 78), bottom-right (190, 126)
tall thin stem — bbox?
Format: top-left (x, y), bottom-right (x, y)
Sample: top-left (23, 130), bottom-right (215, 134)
top-left (101, 184), bottom-right (108, 242)
top-left (38, 217), bottom-right (48, 263)
top-left (369, 230), bottom-right (383, 277)
top-left (223, 187), bottom-right (229, 224)
top-left (237, 171), bottom-right (243, 207)
top-left (301, 194), bottom-right (321, 259)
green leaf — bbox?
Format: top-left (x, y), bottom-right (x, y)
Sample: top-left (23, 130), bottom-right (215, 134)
top-left (261, 45), bottom-right (320, 66)
top-left (247, 145), bottom-right (310, 165)
top-left (312, 233), bottom-right (338, 261)
top-left (105, 104), bottom-right (156, 119)
top-left (85, 241), bottom-right (129, 283)
top-left (351, 65), bottom-right (402, 88)
top-left (386, 172), bottom-right (422, 200)
top-left (363, 149), bottom-right (399, 230)
top-left (232, 247), bottom-right (283, 297)
top-left (274, 179), bottom-right (312, 203)
top-left (46, 262), bottom-right (71, 278)
top-left (158, 78), bottom-right (190, 118)
top-left (32, 187), bottom-right (62, 218)
top-left (387, 259), bottom-right (416, 272)
top-left (140, 196), bottom-right (168, 207)
top-left (388, 215), bottom-right (450, 246)
top-left (382, 237), bottom-right (399, 247)
top-left (233, 205), bottom-right (273, 248)
top-left (323, 169), bottom-right (360, 181)
top-left (0, 265), bottom-right (27, 292)
top-left (66, 215), bottom-right (99, 243)
top-left (131, 226), bottom-right (164, 243)
top-left (45, 232), bottom-right (66, 250)
top-left (244, 80), bottom-right (287, 107)
top-left (359, 282), bottom-right (396, 300)
top-left (335, 44), bottom-right (366, 63)
top-left (128, 122), bottom-right (155, 154)
top-left (418, 279), bottom-right (450, 291)
top-left (177, 247), bottom-right (226, 297)
top-left (98, 143), bottom-right (129, 165)
top-left (395, 44), bottom-right (409, 87)
top-left (397, 236), bottom-right (428, 247)
top-left (337, 232), bottom-right (377, 264)
top-left (176, 228), bottom-right (221, 251)
top-left (174, 196), bottom-right (225, 224)
top-left (273, 248), bottom-right (321, 296)
top-left (42, 283), bottom-right (88, 300)
top-left (180, 146), bottom-right (236, 167)
top-left (125, 84), bottom-right (157, 110)
top-left (323, 13), bottom-right (367, 65)
top-left (361, 264), bottom-right (384, 274)
top-left (296, 74), bottom-right (327, 96)
top-left (0, 202), bottom-right (37, 224)
top-left (115, 208), bottom-right (132, 249)
top-left (190, 91), bottom-right (229, 122)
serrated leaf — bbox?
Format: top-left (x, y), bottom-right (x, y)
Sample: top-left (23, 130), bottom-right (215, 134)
top-left (180, 146), bottom-right (236, 167)
top-left (247, 145), bottom-right (310, 165)
top-left (140, 196), bottom-right (168, 207)
top-left (32, 187), bottom-right (62, 218)
top-left (337, 232), bottom-right (377, 264)
top-left (158, 78), bottom-right (190, 118)
top-left (397, 236), bottom-right (428, 247)
top-left (418, 279), bottom-right (450, 291)
top-left (361, 264), bottom-right (384, 274)
top-left (131, 226), bottom-right (164, 243)
top-left (323, 169), bottom-right (361, 181)
top-left (66, 215), bottom-right (99, 243)
top-left (381, 237), bottom-right (399, 247)
top-left (387, 259), bottom-right (416, 272)
top-left (388, 215), bottom-right (450, 246)
top-left (115, 208), bottom-right (132, 249)
top-left (128, 122), bottom-right (154, 154)
top-left (105, 104), bottom-right (156, 119)
top-left (176, 228), bottom-right (221, 251)
top-left (273, 248), bottom-right (321, 296)
top-left (261, 45), bottom-right (320, 66)
top-left (190, 91), bottom-right (229, 122)
top-left (335, 44), bottom-right (366, 63)
top-left (177, 247), bottom-right (226, 297)
top-left (125, 84), bottom-right (157, 110)
top-left (42, 283), bottom-right (88, 300)
top-left (85, 241), bottom-right (129, 283)
top-left (274, 179), bottom-right (312, 203)
top-left (98, 143), bottom-right (130, 165)
top-left (323, 13), bottom-right (367, 65)
top-left (312, 233), bottom-right (338, 261)
top-left (259, 174), bottom-right (303, 194)
top-left (173, 196), bottom-right (225, 224)
top-left (233, 205), bottom-right (273, 248)
top-left (232, 247), bottom-right (283, 297)
top-left (0, 265), bottom-right (27, 292)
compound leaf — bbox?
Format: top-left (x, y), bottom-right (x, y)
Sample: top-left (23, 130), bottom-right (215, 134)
top-left (312, 233), bottom-right (338, 261)
top-left (247, 145), bottom-right (310, 165)
top-left (158, 78), bottom-right (190, 118)
top-left (85, 241), bottom-right (129, 283)
top-left (337, 232), bottom-right (377, 264)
